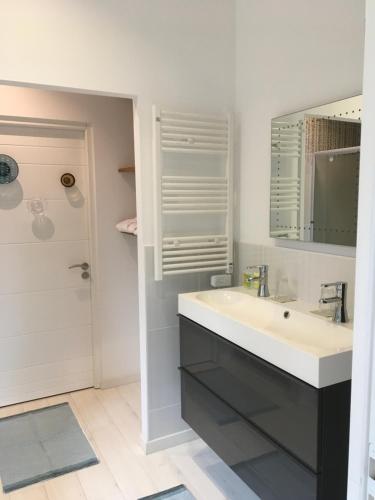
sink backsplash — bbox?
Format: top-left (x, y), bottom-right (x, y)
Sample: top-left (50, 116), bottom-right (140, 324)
top-left (235, 242), bottom-right (356, 319)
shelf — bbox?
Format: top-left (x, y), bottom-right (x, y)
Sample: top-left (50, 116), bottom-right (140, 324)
top-left (120, 231), bottom-right (137, 237)
top-left (118, 165), bottom-right (135, 173)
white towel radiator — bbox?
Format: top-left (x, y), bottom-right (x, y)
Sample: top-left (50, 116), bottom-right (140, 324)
top-left (153, 107), bottom-right (233, 280)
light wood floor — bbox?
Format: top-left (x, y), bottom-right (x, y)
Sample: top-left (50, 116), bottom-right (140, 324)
top-left (0, 384), bottom-right (255, 500)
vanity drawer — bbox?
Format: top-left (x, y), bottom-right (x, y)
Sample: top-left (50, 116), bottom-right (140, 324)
top-left (181, 369), bottom-right (317, 500)
top-left (180, 315), bottom-right (319, 471)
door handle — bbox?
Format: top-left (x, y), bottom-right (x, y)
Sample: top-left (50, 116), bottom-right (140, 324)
top-left (69, 262), bottom-right (89, 271)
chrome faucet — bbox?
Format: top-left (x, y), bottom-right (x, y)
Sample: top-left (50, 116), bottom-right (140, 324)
top-left (246, 264), bottom-right (270, 298)
top-left (319, 282), bottom-right (348, 324)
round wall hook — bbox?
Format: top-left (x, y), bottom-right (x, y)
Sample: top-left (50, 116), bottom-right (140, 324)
top-left (61, 173), bottom-right (76, 188)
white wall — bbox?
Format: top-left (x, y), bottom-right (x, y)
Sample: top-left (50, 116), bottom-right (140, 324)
top-left (348, 0), bottom-right (375, 497)
top-left (235, 0), bottom-right (365, 249)
top-left (0, 85), bottom-right (138, 387)
top-left (234, 0), bottom-right (365, 323)
top-left (0, 1), bottom-right (235, 446)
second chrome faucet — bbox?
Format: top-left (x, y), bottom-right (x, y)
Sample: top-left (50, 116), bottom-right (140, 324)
top-left (319, 281), bottom-right (348, 324)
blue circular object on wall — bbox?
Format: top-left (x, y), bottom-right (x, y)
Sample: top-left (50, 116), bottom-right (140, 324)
top-left (0, 154), bottom-right (19, 184)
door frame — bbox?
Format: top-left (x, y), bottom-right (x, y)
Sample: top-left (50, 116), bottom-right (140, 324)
top-left (0, 113), bottom-right (102, 389)
top-left (0, 81), bottom-right (147, 441)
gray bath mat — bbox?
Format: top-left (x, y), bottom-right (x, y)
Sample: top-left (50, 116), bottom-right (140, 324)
top-left (139, 484), bottom-right (195, 499)
top-left (0, 402), bottom-right (98, 492)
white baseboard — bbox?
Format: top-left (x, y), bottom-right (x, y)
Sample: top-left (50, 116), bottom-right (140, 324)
top-left (144, 428), bottom-right (198, 454)
top-left (97, 374), bottom-right (140, 390)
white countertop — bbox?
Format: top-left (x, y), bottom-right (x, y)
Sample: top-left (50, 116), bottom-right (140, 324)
top-left (178, 287), bottom-right (353, 388)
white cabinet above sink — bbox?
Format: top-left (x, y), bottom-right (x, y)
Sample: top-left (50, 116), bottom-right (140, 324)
top-left (178, 287), bottom-right (353, 388)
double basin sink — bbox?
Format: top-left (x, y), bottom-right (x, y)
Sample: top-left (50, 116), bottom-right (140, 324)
top-left (178, 287), bottom-right (353, 388)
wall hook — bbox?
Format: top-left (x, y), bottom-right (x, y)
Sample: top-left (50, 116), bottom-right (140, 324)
top-left (61, 173), bottom-right (76, 188)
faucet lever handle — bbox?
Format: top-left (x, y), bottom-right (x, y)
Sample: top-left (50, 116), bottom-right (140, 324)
top-left (248, 264), bottom-right (268, 274)
top-left (321, 281), bottom-right (347, 290)
top-left (321, 281), bottom-right (339, 288)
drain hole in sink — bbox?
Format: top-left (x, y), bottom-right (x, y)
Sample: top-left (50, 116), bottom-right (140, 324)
top-left (283, 311), bottom-right (290, 319)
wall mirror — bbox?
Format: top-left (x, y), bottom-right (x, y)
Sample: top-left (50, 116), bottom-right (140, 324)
top-left (270, 95), bottom-right (362, 246)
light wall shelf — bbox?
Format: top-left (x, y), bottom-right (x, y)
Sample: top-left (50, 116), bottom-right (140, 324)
top-left (118, 165), bottom-right (135, 173)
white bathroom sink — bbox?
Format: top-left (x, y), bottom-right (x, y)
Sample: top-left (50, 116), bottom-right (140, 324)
top-left (196, 289), bottom-right (250, 306)
top-left (178, 287), bottom-right (353, 388)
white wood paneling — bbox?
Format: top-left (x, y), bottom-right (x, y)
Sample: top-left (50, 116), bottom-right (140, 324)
top-left (0, 324), bottom-right (91, 368)
top-left (17, 164), bottom-right (86, 200)
top-left (0, 240), bottom-right (90, 294)
top-left (0, 357), bottom-right (93, 389)
top-left (0, 144), bottom-right (87, 165)
top-left (0, 123), bottom-right (93, 406)
top-left (0, 201), bottom-right (88, 244)
top-left (0, 288), bottom-right (91, 338)
top-left (0, 365), bottom-right (94, 407)
top-left (0, 129), bottom-right (85, 149)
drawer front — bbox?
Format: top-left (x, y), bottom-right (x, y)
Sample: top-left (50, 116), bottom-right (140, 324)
top-left (180, 315), bottom-right (319, 471)
top-left (181, 369), bottom-right (317, 500)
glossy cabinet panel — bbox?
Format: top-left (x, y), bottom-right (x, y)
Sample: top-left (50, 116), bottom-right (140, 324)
top-left (180, 315), bottom-right (319, 470)
top-left (180, 315), bottom-right (351, 500)
top-left (182, 370), bottom-right (317, 500)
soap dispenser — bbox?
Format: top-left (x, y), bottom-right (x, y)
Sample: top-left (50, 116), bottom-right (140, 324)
top-left (243, 266), bottom-right (259, 290)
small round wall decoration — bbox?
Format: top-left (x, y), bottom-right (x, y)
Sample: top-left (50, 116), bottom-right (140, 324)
top-left (0, 154), bottom-right (19, 184)
top-left (61, 172), bottom-right (76, 188)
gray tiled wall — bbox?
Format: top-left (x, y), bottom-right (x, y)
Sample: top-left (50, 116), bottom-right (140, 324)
top-left (145, 246), bottom-right (216, 442)
top-left (235, 242), bottom-right (356, 318)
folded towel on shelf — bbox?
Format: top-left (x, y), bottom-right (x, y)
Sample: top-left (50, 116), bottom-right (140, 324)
top-left (116, 217), bottom-right (137, 235)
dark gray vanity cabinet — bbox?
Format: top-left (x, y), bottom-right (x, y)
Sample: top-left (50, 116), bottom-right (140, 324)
top-left (179, 315), bottom-right (351, 500)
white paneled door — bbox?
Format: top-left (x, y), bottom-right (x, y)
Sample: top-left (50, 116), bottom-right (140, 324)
top-left (0, 122), bottom-right (94, 405)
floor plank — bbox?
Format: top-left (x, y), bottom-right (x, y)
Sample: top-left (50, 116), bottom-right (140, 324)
top-left (44, 474), bottom-right (86, 500)
top-left (91, 424), bottom-right (157, 499)
top-left (117, 383), bottom-right (141, 419)
top-left (165, 441), bottom-right (228, 500)
top-left (0, 403), bottom-right (25, 418)
top-left (9, 484), bottom-right (49, 500)
top-left (0, 383), bottom-right (251, 500)
top-left (96, 388), bottom-right (181, 494)
top-left (77, 462), bottom-right (125, 500)
top-left (72, 389), bottom-right (157, 499)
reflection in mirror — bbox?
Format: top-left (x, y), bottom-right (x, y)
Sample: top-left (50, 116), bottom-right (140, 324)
top-left (270, 95), bottom-right (362, 246)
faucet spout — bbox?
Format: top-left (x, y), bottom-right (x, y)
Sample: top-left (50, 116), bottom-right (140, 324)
top-left (319, 297), bottom-right (341, 305)
top-left (320, 282), bottom-right (348, 323)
